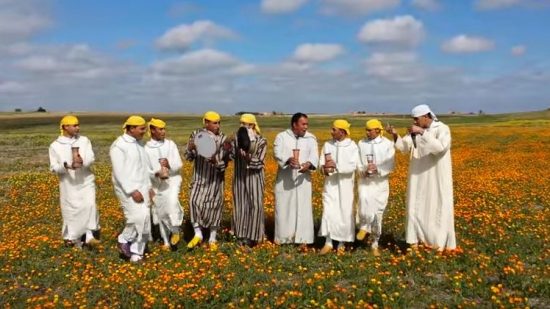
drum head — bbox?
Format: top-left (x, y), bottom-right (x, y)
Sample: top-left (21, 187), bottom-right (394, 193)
top-left (194, 131), bottom-right (216, 158)
top-left (237, 127), bottom-right (251, 152)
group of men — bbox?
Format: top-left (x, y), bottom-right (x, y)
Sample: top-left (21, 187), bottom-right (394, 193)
top-left (49, 104), bottom-right (456, 262)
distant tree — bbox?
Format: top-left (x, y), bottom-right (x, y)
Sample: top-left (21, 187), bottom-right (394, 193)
top-left (36, 107), bottom-right (47, 112)
top-left (14, 108), bottom-right (22, 112)
top-left (478, 109), bottom-right (484, 115)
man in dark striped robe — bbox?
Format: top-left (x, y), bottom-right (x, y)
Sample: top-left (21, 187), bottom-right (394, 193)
top-left (185, 111), bottom-right (230, 251)
top-left (231, 114), bottom-right (267, 247)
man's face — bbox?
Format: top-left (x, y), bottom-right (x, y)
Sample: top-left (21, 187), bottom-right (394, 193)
top-left (331, 127), bottom-right (346, 141)
top-left (366, 128), bottom-right (380, 140)
top-left (205, 120), bottom-right (220, 134)
top-left (413, 114), bottom-right (431, 129)
top-left (127, 125), bottom-right (147, 140)
top-left (63, 124), bottom-right (80, 137)
top-left (292, 117), bottom-right (308, 137)
top-left (150, 126), bottom-right (166, 141)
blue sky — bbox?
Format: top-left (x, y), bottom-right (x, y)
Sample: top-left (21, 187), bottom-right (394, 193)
top-left (1, 0), bottom-right (549, 114)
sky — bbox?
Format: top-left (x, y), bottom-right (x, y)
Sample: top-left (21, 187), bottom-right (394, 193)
top-left (1, 0), bottom-right (549, 114)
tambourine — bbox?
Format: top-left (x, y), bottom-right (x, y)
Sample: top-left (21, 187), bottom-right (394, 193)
top-left (194, 131), bottom-right (217, 158)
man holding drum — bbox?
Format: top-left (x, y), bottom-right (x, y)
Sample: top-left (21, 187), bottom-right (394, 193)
top-left (273, 112), bottom-right (319, 247)
top-left (49, 115), bottom-right (100, 248)
top-left (230, 113), bottom-right (267, 247)
top-left (110, 115), bottom-right (153, 262)
top-left (356, 119), bottom-right (395, 256)
top-left (185, 111), bottom-right (230, 250)
top-left (144, 118), bottom-right (184, 251)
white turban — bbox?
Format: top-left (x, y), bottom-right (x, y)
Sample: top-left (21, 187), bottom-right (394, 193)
top-left (411, 104), bottom-right (437, 121)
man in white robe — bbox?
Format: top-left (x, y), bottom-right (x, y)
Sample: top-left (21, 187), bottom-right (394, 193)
top-left (110, 115), bottom-right (153, 262)
top-left (388, 104), bottom-right (456, 250)
top-left (318, 119), bottom-right (359, 254)
top-left (274, 112), bottom-right (319, 245)
top-left (145, 118), bottom-right (184, 251)
top-left (49, 115), bottom-right (100, 248)
top-left (356, 119), bottom-right (395, 256)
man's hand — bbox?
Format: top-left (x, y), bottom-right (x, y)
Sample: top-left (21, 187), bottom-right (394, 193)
top-left (187, 139), bottom-right (196, 151)
top-left (159, 158), bottom-right (170, 169)
top-left (409, 125), bottom-right (425, 135)
top-left (298, 162), bottom-right (312, 173)
top-left (386, 124), bottom-right (397, 136)
top-left (367, 163), bottom-right (378, 175)
top-left (239, 149), bottom-right (251, 162)
top-left (288, 157), bottom-right (300, 169)
top-left (131, 190), bottom-right (144, 203)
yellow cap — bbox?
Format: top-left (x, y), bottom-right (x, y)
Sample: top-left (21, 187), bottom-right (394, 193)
top-left (122, 115), bottom-right (146, 131)
top-left (333, 119), bottom-right (350, 136)
top-left (59, 115), bottom-right (79, 135)
top-left (203, 111), bottom-right (221, 124)
top-left (239, 113), bottom-right (261, 134)
top-left (366, 119), bottom-right (383, 130)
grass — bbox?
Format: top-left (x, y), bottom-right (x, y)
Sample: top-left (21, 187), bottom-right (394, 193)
top-left (0, 111), bottom-right (549, 307)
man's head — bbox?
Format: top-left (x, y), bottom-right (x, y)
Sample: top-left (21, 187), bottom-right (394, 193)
top-left (60, 115), bottom-right (80, 137)
top-left (203, 111), bottom-right (221, 134)
top-left (411, 104), bottom-right (436, 129)
top-left (291, 112), bottom-right (308, 137)
top-left (123, 115), bottom-right (147, 140)
top-left (365, 119), bottom-right (383, 140)
top-left (240, 113), bottom-right (261, 134)
top-left (331, 119), bottom-right (350, 141)
top-left (148, 118), bottom-right (166, 141)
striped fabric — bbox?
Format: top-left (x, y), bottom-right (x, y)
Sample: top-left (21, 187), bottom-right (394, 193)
top-left (231, 137), bottom-right (267, 242)
top-left (185, 129), bottom-right (229, 228)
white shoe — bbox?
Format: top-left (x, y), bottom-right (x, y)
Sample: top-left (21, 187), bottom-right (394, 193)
top-left (129, 254), bottom-right (143, 263)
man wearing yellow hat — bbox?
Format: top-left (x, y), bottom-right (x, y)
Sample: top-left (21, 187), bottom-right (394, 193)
top-left (356, 119), bottom-right (395, 256)
top-left (230, 113), bottom-right (266, 247)
top-left (184, 111), bottom-right (230, 250)
top-left (273, 112), bottom-right (319, 246)
top-left (110, 115), bottom-right (153, 262)
top-left (318, 119), bottom-right (359, 254)
top-left (144, 118), bottom-right (184, 251)
top-left (49, 115), bottom-right (100, 248)
top-left (387, 104), bottom-right (456, 251)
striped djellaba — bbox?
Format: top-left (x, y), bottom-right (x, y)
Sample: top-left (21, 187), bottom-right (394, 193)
top-left (231, 136), bottom-right (267, 242)
top-left (185, 129), bottom-right (229, 229)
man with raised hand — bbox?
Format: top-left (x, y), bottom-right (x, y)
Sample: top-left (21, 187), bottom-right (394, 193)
top-left (318, 119), bottom-right (359, 255)
top-left (387, 105), bottom-right (456, 251)
top-left (356, 119), bottom-right (395, 256)
top-left (273, 112), bottom-right (319, 247)
top-left (185, 111), bottom-right (230, 251)
top-left (145, 118), bottom-right (184, 251)
top-left (49, 115), bottom-right (100, 248)
top-left (110, 115), bottom-right (153, 262)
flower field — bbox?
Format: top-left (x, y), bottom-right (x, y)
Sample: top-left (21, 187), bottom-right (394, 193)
top-left (0, 115), bottom-right (549, 308)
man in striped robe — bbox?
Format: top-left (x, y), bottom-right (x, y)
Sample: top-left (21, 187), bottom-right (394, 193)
top-left (230, 114), bottom-right (267, 247)
top-left (185, 111), bottom-right (230, 250)
top-left (145, 118), bottom-right (184, 251)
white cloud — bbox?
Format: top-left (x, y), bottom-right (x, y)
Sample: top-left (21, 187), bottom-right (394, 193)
top-left (0, 0), bottom-right (51, 42)
top-left (364, 52), bottom-right (424, 82)
top-left (156, 20), bottom-right (237, 51)
top-left (152, 48), bottom-right (241, 76)
top-left (511, 45), bottom-right (526, 56)
top-left (411, 0), bottom-right (441, 11)
top-left (261, 0), bottom-right (308, 14)
top-left (320, 0), bottom-right (400, 16)
top-left (358, 15), bottom-right (425, 48)
top-left (0, 80), bottom-right (25, 93)
top-left (292, 43), bottom-right (345, 62)
top-left (441, 35), bottom-right (495, 53)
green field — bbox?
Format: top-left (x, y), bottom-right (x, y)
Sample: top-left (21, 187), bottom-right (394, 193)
top-left (0, 111), bottom-right (549, 307)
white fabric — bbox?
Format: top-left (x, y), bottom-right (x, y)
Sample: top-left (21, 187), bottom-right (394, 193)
top-left (411, 104), bottom-right (438, 120)
top-left (49, 135), bottom-right (99, 241)
top-left (145, 138), bottom-right (184, 245)
top-left (356, 136), bottom-right (395, 244)
top-left (394, 121), bottom-right (456, 249)
top-left (318, 138), bottom-right (359, 242)
top-left (110, 133), bottom-right (152, 247)
top-left (273, 129), bottom-right (319, 244)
